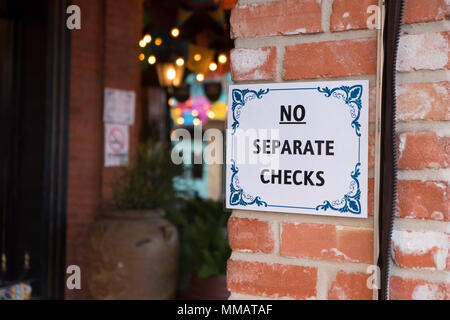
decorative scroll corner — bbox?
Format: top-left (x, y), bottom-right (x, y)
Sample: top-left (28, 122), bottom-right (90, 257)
top-left (317, 84), bottom-right (363, 137)
top-left (231, 88), bottom-right (269, 134)
top-left (315, 162), bottom-right (362, 215)
top-left (229, 160), bottom-right (268, 208)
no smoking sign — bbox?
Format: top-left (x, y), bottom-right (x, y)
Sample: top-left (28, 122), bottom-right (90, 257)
top-left (105, 123), bottom-right (129, 167)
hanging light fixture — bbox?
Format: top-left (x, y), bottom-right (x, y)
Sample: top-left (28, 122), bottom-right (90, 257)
top-left (156, 62), bottom-right (185, 87)
top-left (143, 34), bottom-right (152, 43)
top-left (176, 57), bottom-right (185, 66)
top-left (196, 73), bottom-right (204, 82)
top-left (218, 54), bottom-right (227, 64)
top-left (171, 28), bottom-right (180, 38)
top-left (209, 62), bottom-right (217, 71)
top-left (194, 53), bottom-right (202, 62)
top-left (148, 55), bottom-right (156, 65)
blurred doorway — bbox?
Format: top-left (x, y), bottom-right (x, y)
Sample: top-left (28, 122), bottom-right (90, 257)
top-left (0, 0), bottom-right (70, 299)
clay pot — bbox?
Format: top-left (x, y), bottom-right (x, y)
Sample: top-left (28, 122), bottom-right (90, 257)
top-left (179, 272), bottom-right (230, 300)
top-left (85, 209), bottom-right (179, 300)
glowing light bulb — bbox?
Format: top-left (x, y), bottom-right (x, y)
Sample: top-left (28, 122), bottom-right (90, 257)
top-left (139, 53), bottom-right (145, 61)
top-left (168, 97), bottom-right (176, 106)
top-left (192, 110), bottom-right (199, 116)
top-left (193, 53), bottom-right (202, 62)
top-left (176, 58), bottom-right (184, 66)
top-left (218, 54), bottom-right (227, 64)
top-left (196, 73), bottom-right (204, 82)
top-left (193, 118), bottom-right (201, 126)
top-left (143, 34), bottom-right (151, 43)
top-left (207, 111), bottom-right (215, 119)
top-left (176, 117), bottom-right (184, 125)
top-left (148, 55), bottom-right (156, 64)
top-left (155, 37), bottom-right (162, 46)
top-left (139, 40), bottom-right (146, 48)
top-left (209, 62), bottom-right (217, 71)
top-left (171, 28), bottom-right (180, 38)
top-left (167, 68), bottom-right (176, 80)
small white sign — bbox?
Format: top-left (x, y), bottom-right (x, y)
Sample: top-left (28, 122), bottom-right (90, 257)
top-left (104, 88), bottom-right (135, 125)
top-left (105, 123), bottom-right (129, 167)
top-left (225, 80), bottom-right (369, 218)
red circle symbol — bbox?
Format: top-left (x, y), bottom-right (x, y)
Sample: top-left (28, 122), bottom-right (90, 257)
top-left (108, 127), bottom-right (125, 153)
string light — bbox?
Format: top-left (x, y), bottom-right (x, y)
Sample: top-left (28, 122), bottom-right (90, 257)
top-left (171, 28), bottom-right (180, 38)
top-left (143, 34), bottom-right (152, 43)
top-left (139, 53), bottom-right (145, 61)
top-left (168, 97), bottom-right (176, 106)
top-left (155, 37), bottom-right (162, 46)
top-left (193, 118), bottom-right (201, 126)
top-left (148, 55), bottom-right (156, 64)
top-left (176, 117), bottom-right (184, 125)
top-left (194, 53), bottom-right (202, 62)
top-left (139, 40), bottom-right (146, 48)
top-left (166, 68), bottom-right (176, 80)
top-left (196, 73), bottom-right (204, 82)
top-left (192, 110), bottom-right (199, 116)
top-left (207, 111), bottom-right (215, 119)
top-left (176, 58), bottom-right (184, 66)
top-left (209, 62), bottom-right (217, 71)
top-left (218, 54), bottom-right (227, 64)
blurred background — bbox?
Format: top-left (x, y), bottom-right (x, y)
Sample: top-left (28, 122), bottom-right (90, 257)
top-left (0, 0), bottom-right (237, 300)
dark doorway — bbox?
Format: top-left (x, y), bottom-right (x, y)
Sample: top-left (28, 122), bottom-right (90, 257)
top-left (0, 0), bottom-right (70, 299)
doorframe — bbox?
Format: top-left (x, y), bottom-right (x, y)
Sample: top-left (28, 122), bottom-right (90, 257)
top-left (40, 0), bottom-right (71, 299)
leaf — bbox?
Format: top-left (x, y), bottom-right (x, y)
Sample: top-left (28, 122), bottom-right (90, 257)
top-left (349, 86), bottom-right (361, 100)
top-left (232, 89), bottom-right (243, 104)
top-left (348, 198), bottom-right (360, 213)
top-left (230, 191), bottom-right (241, 205)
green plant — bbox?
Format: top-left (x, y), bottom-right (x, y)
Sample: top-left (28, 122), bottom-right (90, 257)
top-left (166, 198), bottom-right (231, 291)
top-left (111, 141), bottom-right (184, 210)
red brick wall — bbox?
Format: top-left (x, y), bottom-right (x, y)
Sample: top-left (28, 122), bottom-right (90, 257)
top-left (66, 0), bottom-right (142, 299)
top-left (228, 0), bottom-right (449, 300)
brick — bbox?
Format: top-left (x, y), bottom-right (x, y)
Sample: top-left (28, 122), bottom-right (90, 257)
top-left (283, 38), bottom-right (377, 80)
top-left (389, 276), bottom-right (446, 300)
top-left (403, 0), bottom-right (450, 24)
top-left (280, 223), bottom-right (373, 263)
top-left (230, 0), bottom-right (322, 38)
top-left (397, 32), bottom-right (450, 72)
top-left (227, 260), bottom-right (317, 299)
top-left (396, 82), bottom-right (450, 121)
top-left (67, 0), bottom-right (142, 300)
top-left (392, 230), bottom-right (448, 270)
top-left (328, 271), bottom-right (372, 300)
top-left (231, 47), bottom-right (277, 81)
top-left (228, 217), bottom-right (274, 253)
top-left (331, 0), bottom-right (377, 32)
top-left (398, 131), bottom-right (449, 170)
top-left (396, 180), bottom-right (449, 221)
top-left (330, 0), bottom-right (450, 31)
top-left (220, 0), bottom-right (238, 11)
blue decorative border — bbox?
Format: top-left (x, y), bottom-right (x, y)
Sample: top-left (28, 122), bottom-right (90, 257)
top-left (231, 88), bottom-right (269, 134)
top-left (228, 84), bottom-right (364, 215)
top-left (229, 160), bottom-right (268, 207)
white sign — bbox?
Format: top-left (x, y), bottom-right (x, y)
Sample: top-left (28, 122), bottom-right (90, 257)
top-left (225, 80), bottom-right (369, 218)
top-left (105, 123), bottom-right (129, 167)
top-left (104, 88), bottom-right (135, 125)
